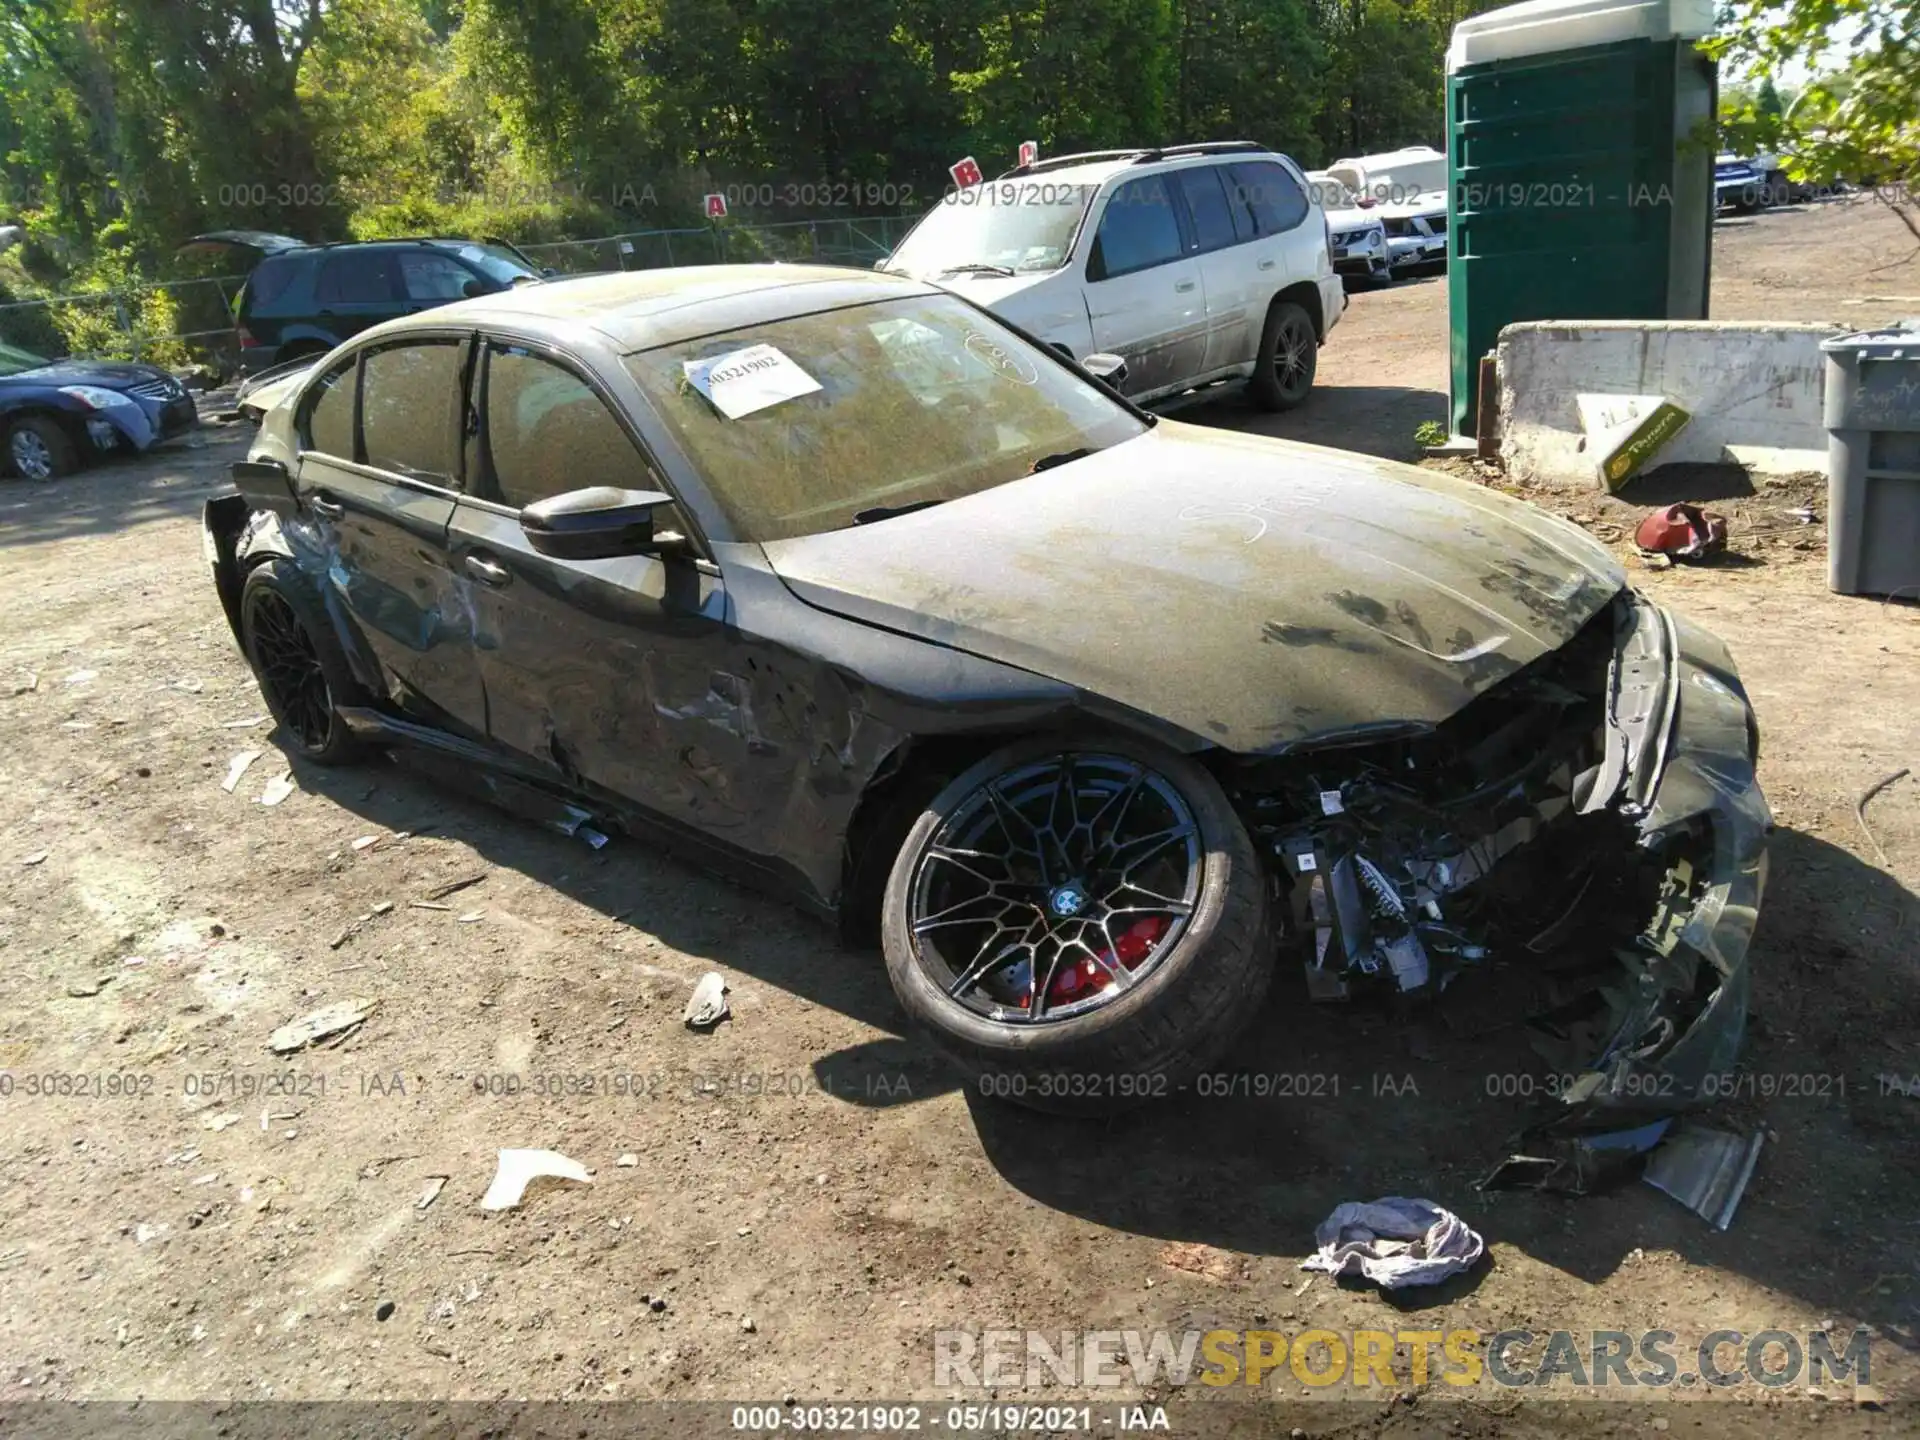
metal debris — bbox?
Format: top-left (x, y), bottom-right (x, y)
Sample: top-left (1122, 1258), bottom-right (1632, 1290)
top-left (1641, 1123), bottom-right (1764, 1230)
top-left (267, 999), bottom-right (374, 1054)
top-left (685, 972), bottom-right (731, 1030)
top-left (480, 1149), bottom-right (592, 1211)
top-left (1856, 767), bottom-right (1910, 870)
top-left (221, 751), bottom-right (260, 793)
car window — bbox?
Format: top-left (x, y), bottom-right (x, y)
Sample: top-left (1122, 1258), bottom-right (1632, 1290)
top-left (482, 345), bottom-right (658, 509)
top-left (624, 293), bottom-right (1147, 543)
top-left (1174, 167), bottom-right (1241, 252)
top-left (246, 256), bottom-right (301, 311)
top-left (1229, 162), bottom-right (1309, 236)
top-left (360, 340), bottom-right (459, 482)
top-left (300, 356), bottom-right (357, 456)
top-left (1091, 176), bottom-right (1184, 278)
top-left (398, 251), bottom-right (480, 303)
top-left (314, 252), bottom-right (395, 305)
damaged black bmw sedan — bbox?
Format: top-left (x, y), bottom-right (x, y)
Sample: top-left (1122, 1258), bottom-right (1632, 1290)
top-left (204, 265), bottom-right (1768, 1147)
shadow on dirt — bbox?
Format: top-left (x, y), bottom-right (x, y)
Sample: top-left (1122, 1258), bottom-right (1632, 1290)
top-left (1201, 382), bottom-right (1450, 463)
top-left (0, 423), bottom-right (243, 548)
top-left (277, 728), bottom-right (1920, 1345)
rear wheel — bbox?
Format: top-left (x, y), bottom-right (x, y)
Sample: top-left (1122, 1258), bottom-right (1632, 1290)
top-left (1249, 300), bottom-right (1317, 412)
top-left (880, 735), bottom-right (1273, 1114)
top-left (6, 416), bottom-right (78, 481)
top-left (240, 558), bottom-right (365, 765)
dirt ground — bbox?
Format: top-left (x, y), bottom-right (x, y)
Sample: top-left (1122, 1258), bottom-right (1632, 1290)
top-left (1, 197), bottom-right (1917, 1434)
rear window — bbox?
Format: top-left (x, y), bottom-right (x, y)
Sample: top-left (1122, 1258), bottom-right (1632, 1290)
top-left (1174, 167), bottom-right (1241, 251)
top-left (245, 256), bottom-right (301, 312)
top-left (315, 251), bottom-right (395, 305)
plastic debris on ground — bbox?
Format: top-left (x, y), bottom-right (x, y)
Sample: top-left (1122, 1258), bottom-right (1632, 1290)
top-left (1478, 1119), bottom-right (1672, 1196)
top-left (416, 1176), bottom-right (448, 1211)
top-left (258, 772), bottom-right (296, 806)
top-left (1641, 1123), bottom-right (1764, 1230)
top-left (267, 999), bottom-right (374, 1054)
top-left (1634, 502), bottom-right (1728, 562)
top-left (480, 1149), bottom-right (592, 1211)
top-left (685, 971), bottom-right (731, 1030)
top-left (1299, 1197), bottom-right (1486, 1290)
top-left (221, 751), bottom-right (260, 793)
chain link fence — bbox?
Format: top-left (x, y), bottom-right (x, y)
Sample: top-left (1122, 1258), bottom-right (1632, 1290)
top-left (0, 217), bottom-right (915, 373)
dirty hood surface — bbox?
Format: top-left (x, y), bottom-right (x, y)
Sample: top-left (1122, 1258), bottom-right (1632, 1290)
top-left (762, 422), bottom-right (1625, 752)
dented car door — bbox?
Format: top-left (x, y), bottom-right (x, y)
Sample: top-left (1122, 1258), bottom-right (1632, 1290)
top-left (447, 339), bottom-right (730, 807)
top-left (291, 336), bottom-right (487, 733)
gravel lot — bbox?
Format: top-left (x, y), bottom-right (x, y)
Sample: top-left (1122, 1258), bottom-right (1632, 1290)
top-left (0, 196), bottom-right (1915, 1434)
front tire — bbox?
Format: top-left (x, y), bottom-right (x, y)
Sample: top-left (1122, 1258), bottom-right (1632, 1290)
top-left (880, 735), bottom-right (1273, 1115)
top-left (1249, 300), bottom-right (1317, 412)
top-left (240, 558), bottom-right (365, 765)
top-left (6, 416), bottom-right (79, 481)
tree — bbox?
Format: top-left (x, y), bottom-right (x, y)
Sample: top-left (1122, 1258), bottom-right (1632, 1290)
top-left (1709, 0), bottom-right (1919, 242)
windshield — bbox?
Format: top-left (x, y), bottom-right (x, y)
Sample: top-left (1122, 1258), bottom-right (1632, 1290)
top-left (625, 293), bottom-right (1147, 542)
top-left (884, 182), bottom-right (1095, 276)
top-left (446, 242), bottom-right (539, 284)
top-left (1306, 175), bottom-right (1360, 211)
top-left (0, 340), bottom-right (51, 376)
top-left (1365, 158), bottom-right (1446, 201)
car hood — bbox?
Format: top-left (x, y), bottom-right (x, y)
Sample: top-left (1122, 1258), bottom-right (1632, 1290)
top-left (761, 422), bottom-right (1625, 753)
top-left (1376, 192), bottom-right (1446, 220)
top-left (0, 359), bottom-right (170, 390)
top-left (1325, 206), bottom-right (1381, 231)
top-left (899, 269), bottom-right (1059, 307)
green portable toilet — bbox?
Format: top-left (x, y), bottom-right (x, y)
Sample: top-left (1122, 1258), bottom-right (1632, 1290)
top-left (1446, 0), bottom-right (1718, 436)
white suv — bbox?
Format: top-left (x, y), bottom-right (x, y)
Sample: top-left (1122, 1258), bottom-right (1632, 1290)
top-left (881, 142), bottom-right (1345, 411)
top-left (1326, 146), bottom-right (1449, 277)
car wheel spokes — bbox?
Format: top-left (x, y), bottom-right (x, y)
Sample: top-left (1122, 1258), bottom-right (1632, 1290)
top-left (250, 591), bottom-right (333, 751)
top-left (11, 431), bottom-right (51, 480)
top-left (909, 753), bottom-right (1202, 1024)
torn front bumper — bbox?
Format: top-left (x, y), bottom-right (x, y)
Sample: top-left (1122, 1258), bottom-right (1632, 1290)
top-left (1533, 593), bottom-right (1771, 1136)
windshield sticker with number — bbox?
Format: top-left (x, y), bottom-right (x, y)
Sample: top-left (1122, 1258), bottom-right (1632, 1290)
top-left (682, 343), bottom-right (823, 418)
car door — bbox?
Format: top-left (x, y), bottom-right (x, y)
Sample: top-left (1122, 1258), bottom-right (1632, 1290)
top-left (310, 250), bottom-right (400, 341)
top-left (1228, 159), bottom-right (1317, 292)
top-left (1082, 175), bottom-right (1208, 400)
top-left (445, 338), bottom-right (729, 811)
top-left (290, 335), bottom-right (488, 735)
top-left (1170, 163), bottom-right (1264, 373)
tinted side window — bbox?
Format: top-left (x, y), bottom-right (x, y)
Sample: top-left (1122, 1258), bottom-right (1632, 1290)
top-left (361, 341), bottom-right (459, 481)
top-left (399, 251), bottom-right (481, 302)
top-left (1175, 167), bottom-right (1240, 252)
top-left (246, 256), bottom-right (300, 311)
top-left (314, 252), bottom-right (395, 305)
top-left (1091, 177), bottom-right (1184, 279)
top-left (1230, 162), bottom-right (1309, 236)
top-left (300, 356), bottom-right (357, 456)
top-left (483, 345), bottom-right (657, 510)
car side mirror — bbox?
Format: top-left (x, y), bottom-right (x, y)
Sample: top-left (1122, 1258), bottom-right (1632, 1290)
top-left (541, 266), bottom-right (559, 278)
top-left (462, 278), bottom-right (491, 298)
top-left (1082, 352), bottom-right (1128, 387)
top-left (520, 487), bottom-right (682, 561)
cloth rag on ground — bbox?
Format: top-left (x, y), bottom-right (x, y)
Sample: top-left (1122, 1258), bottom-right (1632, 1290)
top-left (1299, 1196), bottom-right (1486, 1289)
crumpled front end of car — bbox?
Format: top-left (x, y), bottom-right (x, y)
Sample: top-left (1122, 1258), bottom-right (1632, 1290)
top-left (1225, 587), bottom-right (1769, 1175)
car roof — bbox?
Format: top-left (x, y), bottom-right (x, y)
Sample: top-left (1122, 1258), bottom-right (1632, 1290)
top-left (261, 237), bottom-right (515, 261)
top-left (359, 264), bottom-right (942, 353)
top-left (997, 142), bottom-right (1293, 188)
top-left (1330, 145), bottom-right (1445, 171)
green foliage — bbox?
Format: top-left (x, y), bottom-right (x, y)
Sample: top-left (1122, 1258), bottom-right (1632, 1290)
top-left (1413, 419), bottom-right (1448, 447)
top-left (1709, 0), bottom-right (1918, 230)
top-left (1, 0), bottom-right (1524, 345)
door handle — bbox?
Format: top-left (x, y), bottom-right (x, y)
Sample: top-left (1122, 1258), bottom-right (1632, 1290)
top-left (464, 553), bottom-right (511, 587)
top-left (309, 493), bottom-right (343, 520)
top-left (1257, 258), bottom-right (1277, 270)
top-left (1174, 280), bottom-right (1197, 293)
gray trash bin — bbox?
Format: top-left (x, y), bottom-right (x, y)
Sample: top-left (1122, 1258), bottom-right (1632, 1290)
top-left (1823, 321), bottom-right (1920, 597)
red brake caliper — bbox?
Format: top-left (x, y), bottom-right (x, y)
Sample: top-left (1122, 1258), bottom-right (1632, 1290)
top-left (1046, 915), bottom-right (1170, 1004)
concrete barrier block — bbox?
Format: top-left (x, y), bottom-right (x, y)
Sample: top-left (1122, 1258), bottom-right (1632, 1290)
top-left (1497, 320), bottom-right (1841, 488)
